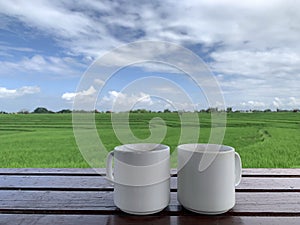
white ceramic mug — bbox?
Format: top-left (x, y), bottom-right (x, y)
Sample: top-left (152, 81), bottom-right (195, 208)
top-left (177, 143), bottom-right (242, 215)
top-left (106, 143), bottom-right (170, 215)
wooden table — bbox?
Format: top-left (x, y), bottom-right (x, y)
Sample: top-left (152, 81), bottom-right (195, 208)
top-left (0, 168), bottom-right (299, 225)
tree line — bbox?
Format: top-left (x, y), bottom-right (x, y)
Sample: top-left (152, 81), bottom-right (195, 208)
top-left (0, 107), bottom-right (299, 114)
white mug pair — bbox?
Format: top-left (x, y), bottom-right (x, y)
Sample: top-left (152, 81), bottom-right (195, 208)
top-left (106, 143), bottom-right (242, 215)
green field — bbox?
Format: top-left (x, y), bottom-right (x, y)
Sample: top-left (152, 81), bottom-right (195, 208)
top-left (0, 112), bottom-right (299, 168)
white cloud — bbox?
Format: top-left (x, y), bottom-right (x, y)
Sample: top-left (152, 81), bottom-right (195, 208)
top-left (0, 0), bottom-right (121, 58)
top-left (61, 93), bottom-right (76, 101)
top-left (272, 97), bottom-right (300, 109)
top-left (0, 44), bottom-right (36, 53)
top-left (0, 54), bottom-right (86, 77)
top-left (100, 91), bottom-right (153, 112)
top-left (98, 90), bottom-right (201, 112)
top-left (241, 101), bottom-right (266, 108)
top-left (288, 97), bottom-right (300, 108)
top-left (1, 0), bottom-right (299, 58)
top-left (236, 97), bottom-right (300, 110)
top-left (213, 49), bottom-right (300, 109)
top-left (273, 97), bottom-right (283, 108)
top-left (1, 0), bottom-right (300, 110)
top-left (1, 0), bottom-right (300, 70)
top-left (0, 86), bottom-right (40, 98)
top-left (62, 86), bottom-right (97, 101)
top-left (94, 79), bottom-right (105, 86)
top-left (210, 49), bottom-right (300, 78)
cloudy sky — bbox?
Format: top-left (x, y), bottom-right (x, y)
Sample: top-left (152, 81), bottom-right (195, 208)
top-left (0, 0), bottom-right (300, 112)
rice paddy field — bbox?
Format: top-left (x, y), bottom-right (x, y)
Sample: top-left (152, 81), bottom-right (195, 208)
top-left (0, 112), bottom-right (299, 168)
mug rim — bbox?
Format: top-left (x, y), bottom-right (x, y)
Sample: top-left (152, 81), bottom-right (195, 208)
top-left (114, 143), bottom-right (170, 153)
top-left (177, 143), bottom-right (234, 153)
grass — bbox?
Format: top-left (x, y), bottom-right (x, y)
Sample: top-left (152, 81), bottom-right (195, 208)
top-left (0, 112), bottom-right (299, 168)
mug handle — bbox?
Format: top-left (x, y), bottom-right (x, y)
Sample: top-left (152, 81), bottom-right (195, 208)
top-left (106, 151), bottom-right (114, 182)
top-left (235, 152), bottom-right (242, 186)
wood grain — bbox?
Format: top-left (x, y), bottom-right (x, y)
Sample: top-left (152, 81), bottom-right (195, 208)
top-left (0, 176), bottom-right (299, 192)
top-left (0, 191), bottom-right (299, 215)
top-left (0, 215), bottom-right (299, 225)
top-left (0, 169), bottom-right (299, 224)
top-left (0, 168), bottom-right (299, 176)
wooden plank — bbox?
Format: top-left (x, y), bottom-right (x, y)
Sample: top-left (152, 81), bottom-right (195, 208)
top-left (0, 191), bottom-right (299, 215)
top-left (0, 176), bottom-right (299, 192)
top-left (0, 175), bottom-right (109, 191)
top-left (236, 177), bottom-right (300, 192)
top-left (241, 169), bottom-right (300, 177)
top-left (0, 168), bottom-right (102, 176)
top-left (0, 214), bottom-right (299, 225)
top-left (0, 168), bottom-right (299, 177)
top-left (174, 168), bottom-right (300, 177)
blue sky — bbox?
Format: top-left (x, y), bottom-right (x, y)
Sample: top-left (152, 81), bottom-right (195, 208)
top-left (0, 0), bottom-right (300, 112)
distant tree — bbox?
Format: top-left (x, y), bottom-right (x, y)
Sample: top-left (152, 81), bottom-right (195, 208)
top-left (226, 107), bottom-right (233, 113)
top-left (206, 107), bottom-right (218, 113)
top-left (57, 109), bottom-right (72, 113)
top-left (140, 109), bottom-right (149, 113)
top-left (164, 109), bottom-right (171, 113)
top-left (18, 109), bottom-right (29, 114)
top-left (293, 109), bottom-right (299, 113)
top-left (129, 109), bottom-right (150, 113)
top-left (264, 109), bottom-right (272, 112)
top-left (0, 111), bottom-right (8, 114)
top-left (33, 107), bottom-right (53, 114)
